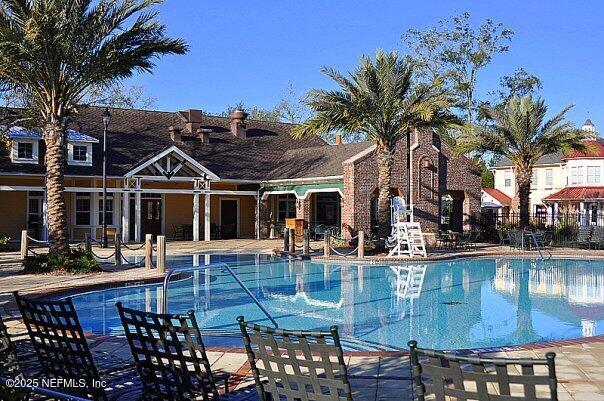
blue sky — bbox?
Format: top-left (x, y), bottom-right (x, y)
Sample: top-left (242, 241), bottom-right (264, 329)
top-left (130, 0), bottom-right (604, 128)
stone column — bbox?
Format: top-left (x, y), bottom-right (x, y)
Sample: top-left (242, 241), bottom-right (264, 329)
top-left (258, 198), bottom-right (269, 239)
top-left (296, 196), bottom-right (311, 221)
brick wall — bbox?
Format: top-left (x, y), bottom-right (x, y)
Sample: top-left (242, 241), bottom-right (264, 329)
top-left (342, 130), bottom-right (481, 235)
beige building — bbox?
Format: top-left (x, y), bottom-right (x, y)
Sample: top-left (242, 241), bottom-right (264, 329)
top-left (489, 119), bottom-right (604, 224)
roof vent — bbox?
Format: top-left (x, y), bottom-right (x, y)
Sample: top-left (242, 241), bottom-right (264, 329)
top-left (197, 128), bottom-right (212, 143)
top-left (230, 109), bottom-right (248, 138)
top-left (168, 126), bottom-right (182, 143)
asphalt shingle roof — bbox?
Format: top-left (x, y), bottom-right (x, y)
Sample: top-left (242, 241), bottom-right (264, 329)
top-left (0, 106), bottom-right (371, 182)
top-left (492, 152), bottom-right (564, 168)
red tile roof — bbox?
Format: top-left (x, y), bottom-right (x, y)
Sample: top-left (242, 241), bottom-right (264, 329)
top-left (542, 186), bottom-right (604, 201)
top-left (482, 188), bottom-right (512, 206)
top-left (563, 140), bottom-right (604, 160)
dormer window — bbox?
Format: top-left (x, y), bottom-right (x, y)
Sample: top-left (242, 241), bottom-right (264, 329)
top-left (66, 130), bottom-right (98, 166)
top-left (12, 140), bottom-right (39, 163)
top-left (5, 126), bottom-right (41, 164)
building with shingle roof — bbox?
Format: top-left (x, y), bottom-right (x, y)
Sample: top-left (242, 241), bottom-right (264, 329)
top-left (490, 118), bottom-right (604, 224)
top-left (0, 105), bottom-right (480, 242)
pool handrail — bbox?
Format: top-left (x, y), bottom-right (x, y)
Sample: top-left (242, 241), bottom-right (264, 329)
top-left (161, 262), bottom-right (279, 328)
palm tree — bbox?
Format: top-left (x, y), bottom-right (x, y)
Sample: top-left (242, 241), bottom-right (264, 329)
top-left (0, 0), bottom-right (187, 255)
top-left (292, 50), bottom-right (457, 244)
top-left (456, 96), bottom-right (587, 228)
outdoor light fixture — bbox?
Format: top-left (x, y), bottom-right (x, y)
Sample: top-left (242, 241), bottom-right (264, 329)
top-left (101, 107), bottom-right (112, 248)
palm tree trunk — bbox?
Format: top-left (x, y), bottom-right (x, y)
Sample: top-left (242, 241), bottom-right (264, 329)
top-left (516, 168), bottom-right (532, 229)
top-left (377, 142), bottom-right (395, 250)
top-left (44, 123), bottom-right (70, 255)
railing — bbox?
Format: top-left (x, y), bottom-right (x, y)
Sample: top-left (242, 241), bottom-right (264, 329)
top-left (161, 262), bottom-right (278, 327)
top-left (526, 230), bottom-right (552, 260)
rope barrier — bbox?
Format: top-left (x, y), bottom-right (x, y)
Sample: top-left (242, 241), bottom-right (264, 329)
top-left (26, 236), bottom-right (48, 247)
top-left (119, 241), bottom-right (145, 251)
top-left (120, 253), bottom-right (145, 266)
top-left (90, 250), bottom-right (116, 261)
top-left (330, 246), bottom-right (359, 257)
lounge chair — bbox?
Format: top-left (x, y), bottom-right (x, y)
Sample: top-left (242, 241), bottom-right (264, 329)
top-left (498, 230), bottom-right (511, 246)
top-left (13, 292), bottom-right (141, 401)
top-left (574, 226), bottom-right (593, 249)
top-left (116, 303), bottom-right (255, 401)
top-left (237, 316), bottom-right (353, 401)
top-left (408, 340), bottom-right (558, 401)
top-left (590, 226), bottom-right (604, 249)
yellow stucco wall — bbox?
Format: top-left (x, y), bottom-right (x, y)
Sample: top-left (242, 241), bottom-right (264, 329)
top-left (0, 175), bottom-right (257, 240)
top-left (0, 191), bottom-right (26, 239)
top-left (165, 194), bottom-right (194, 235)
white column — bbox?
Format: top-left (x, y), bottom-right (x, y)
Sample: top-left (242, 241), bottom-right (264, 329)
top-left (255, 193), bottom-right (260, 240)
top-left (204, 194), bottom-right (211, 241)
top-left (42, 190), bottom-right (48, 241)
top-left (135, 191), bottom-right (142, 242)
top-left (122, 192), bottom-right (130, 242)
top-left (193, 193), bottom-right (200, 241)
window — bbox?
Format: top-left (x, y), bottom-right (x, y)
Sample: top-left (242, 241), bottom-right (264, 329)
top-left (531, 170), bottom-right (538, 189)
top-left (571, 166), bottom-right (584, 185)
top-left (587, 166), bottom-right (601, 184)
top-left (277, 194), bottom-right (296, 221)
top-left (504, 170), bottom-right (512, 187)
top-left (18, 142), bottom-right (33, 159)
top-left (68, 142), bottom-right (92, 165)
top-left (98, 194), bottom-right (114, 226)
top-left (12, 140), bottom-right (38, 163)
top-left (75, 193), bottom-right (91, 225)
top-left (545, 168), bottom-right (553, 188)
top-left (73, 145), bottom-right (88, 162)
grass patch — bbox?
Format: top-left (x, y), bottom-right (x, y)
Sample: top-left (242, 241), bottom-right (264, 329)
top-left (23, 249), bottom-right (102, 274)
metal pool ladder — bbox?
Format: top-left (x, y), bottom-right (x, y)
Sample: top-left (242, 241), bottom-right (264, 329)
top-left (527, 230), bottom-right (552, 260)
top-left (161, 262), bottom-right (278, 327)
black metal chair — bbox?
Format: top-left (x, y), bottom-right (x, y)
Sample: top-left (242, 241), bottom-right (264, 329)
top-left (237, 316), bottom-right (352, 401)
top-left (116, 303), bottom-right (255, 401)
top-left (172, 224), bottom-right (185, 240)
top-left (408, 340), bottom-right (558, 401)
top-left (14, 292), bottom-right (141, 401)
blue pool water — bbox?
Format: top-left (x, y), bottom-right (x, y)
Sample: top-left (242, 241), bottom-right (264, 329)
top-left (70, 255), bottom-right (604, 350)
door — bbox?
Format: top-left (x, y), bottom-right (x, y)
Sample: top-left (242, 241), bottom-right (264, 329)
top-left (142, 199), bottom-right (162, 238)
top-left (220, 200), bottom-right (238, 239)
top-left (129, 197), bottom-right (163, 240)
top-left (27, 192), bottom-right (44, 240)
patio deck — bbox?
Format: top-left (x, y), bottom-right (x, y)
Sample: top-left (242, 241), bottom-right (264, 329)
top-left (1, 240), bottom-right (603, 400)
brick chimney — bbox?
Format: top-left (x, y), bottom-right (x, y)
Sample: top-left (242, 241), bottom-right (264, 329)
top-left (168, 126), bottom-right (182, 142)
top-left (335, 134), bottom-right (342, 145)
top-left (197, 128), bottom-right (212, 143)
top-left (230, 109), bottom-right (248, 138)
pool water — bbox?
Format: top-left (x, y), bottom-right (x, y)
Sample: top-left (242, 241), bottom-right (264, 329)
top-left (70, 255), bottom-right (604, 350)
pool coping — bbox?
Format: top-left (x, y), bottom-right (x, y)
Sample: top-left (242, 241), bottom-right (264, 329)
top-left (4, 253), bottom-right (604, 356)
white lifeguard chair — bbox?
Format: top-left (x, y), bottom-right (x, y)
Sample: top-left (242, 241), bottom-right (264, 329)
top-left (387, 197), bottom-right (426, 257)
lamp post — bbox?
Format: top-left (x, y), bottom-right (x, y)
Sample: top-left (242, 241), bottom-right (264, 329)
top-left (101, 107), bottom-right (112, 248)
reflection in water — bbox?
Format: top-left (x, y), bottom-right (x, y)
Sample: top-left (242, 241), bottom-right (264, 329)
top-left (71, 255), bottom-right (604, 350)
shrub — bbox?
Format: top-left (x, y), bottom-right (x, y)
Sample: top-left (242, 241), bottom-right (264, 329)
top-left (0, 233), bottom-right (12, 252)
top-left (23, 249), bottom-right (102, 274)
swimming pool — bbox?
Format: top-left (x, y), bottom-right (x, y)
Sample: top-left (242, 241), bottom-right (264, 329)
top-left (70, 255), bottom-right (604, 351)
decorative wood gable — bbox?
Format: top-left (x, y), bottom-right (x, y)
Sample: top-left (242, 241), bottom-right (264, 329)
top-left (124, 146), bottom-right (219, 181)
